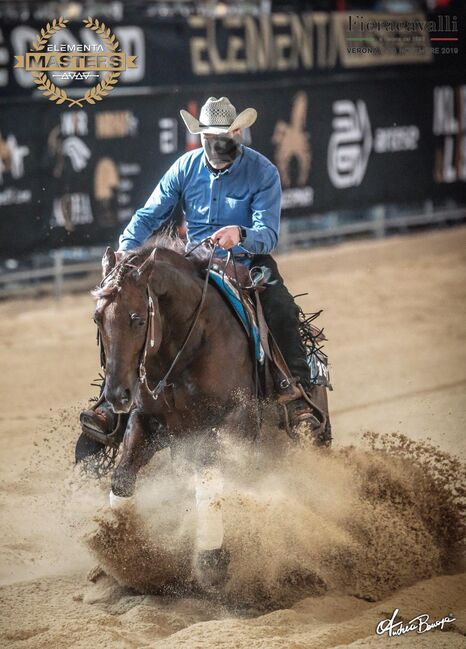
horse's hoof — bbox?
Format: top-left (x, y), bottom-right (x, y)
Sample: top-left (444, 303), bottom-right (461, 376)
top-left (195, 547), bottom-right (230, 589)
top-left (109, 490), bottom-right (135, 511)
top-left (292, 420), bottom-right (332, 448)
top-left (87, 565), bottom-right (107, 583)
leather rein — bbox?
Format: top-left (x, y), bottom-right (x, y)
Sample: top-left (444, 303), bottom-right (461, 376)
top-left (136, 239), bottom-right (218, 402)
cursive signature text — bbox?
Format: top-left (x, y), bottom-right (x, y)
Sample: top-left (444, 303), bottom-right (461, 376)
top-left (376, 608), bottom-right (456, 637)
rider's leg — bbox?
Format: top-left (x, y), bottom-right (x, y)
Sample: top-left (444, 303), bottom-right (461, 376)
top-left (252, 254), bottom-right (311, 389)
top-left (252, 254), bottom-right (329, 444)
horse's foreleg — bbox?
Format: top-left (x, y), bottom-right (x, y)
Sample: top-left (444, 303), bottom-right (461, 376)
top-left (194, 464), bottom-right (230, 588)
top-left (193, 401), bottom-right (255, 554)
top-left (195, 465), bottom-right (225, 552)
top-left (191, 403), bottom-right (254, 589)
top-left (110, 410), bottom-right (155, 507)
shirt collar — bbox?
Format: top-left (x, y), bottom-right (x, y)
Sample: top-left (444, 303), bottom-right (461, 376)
top-left (202, 145), bottom-right (244, 176)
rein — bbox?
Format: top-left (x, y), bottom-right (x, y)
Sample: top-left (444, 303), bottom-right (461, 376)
top-left (138, 239), bottom-right (218, 401)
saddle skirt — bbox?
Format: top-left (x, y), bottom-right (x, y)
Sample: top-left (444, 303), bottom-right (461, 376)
top-left (208, 261), bottom-right (331, 389)
top-left (208, 267), bottom-right (265, 363)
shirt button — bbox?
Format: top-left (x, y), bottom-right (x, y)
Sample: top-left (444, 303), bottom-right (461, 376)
top-left (213, 198), bottom-right (217, 201)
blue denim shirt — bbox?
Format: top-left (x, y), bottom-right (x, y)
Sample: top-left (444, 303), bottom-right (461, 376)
top-left (118, 145), bottom-right (282, 257)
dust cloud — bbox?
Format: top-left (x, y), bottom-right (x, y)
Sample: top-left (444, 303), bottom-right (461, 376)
top-left (86, 430), bottom-right (465, 610)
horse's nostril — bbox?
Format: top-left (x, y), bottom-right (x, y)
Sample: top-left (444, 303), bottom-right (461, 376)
top-left (104, 385), bottom-right (132, 410)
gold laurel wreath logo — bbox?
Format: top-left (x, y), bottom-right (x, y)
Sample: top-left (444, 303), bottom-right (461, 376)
top-left (29, 17), bottom-right (123, 108)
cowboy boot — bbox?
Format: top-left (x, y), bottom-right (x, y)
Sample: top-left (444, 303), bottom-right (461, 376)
top-left (285, 397), bottom-right (330, 446)
top-left (278, 382), bottom-right (331, 447)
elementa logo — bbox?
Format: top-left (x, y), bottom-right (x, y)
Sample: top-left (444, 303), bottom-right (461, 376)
top-left (14, 17), bottom-right (137, 107)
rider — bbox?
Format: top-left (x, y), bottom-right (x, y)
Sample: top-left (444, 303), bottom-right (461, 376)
top-left (82, 97), bottom-right (322, 440)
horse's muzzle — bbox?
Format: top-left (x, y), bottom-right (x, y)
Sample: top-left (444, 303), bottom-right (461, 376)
top-left (105, 385), bottom-right (133, 414)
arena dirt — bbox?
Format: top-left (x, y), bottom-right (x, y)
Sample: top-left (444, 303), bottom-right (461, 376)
top-left (1, 227), bottom-right (465, 648)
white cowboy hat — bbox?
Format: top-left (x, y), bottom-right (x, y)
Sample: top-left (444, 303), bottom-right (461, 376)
top-left (180, 96), bottom-right (257, 135)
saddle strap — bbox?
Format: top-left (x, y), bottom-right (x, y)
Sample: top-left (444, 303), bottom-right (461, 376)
top-left (254, 291), bottom-right (272, 360)
top-left (254, 291), bottom-right (274, 396)
top-left (255, 292), bottom-right (301, 402)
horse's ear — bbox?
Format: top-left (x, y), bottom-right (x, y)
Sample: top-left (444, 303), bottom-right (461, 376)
top-left (102, 246), bottom-right (116, 278)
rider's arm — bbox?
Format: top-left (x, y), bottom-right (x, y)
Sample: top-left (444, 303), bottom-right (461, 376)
top-left (240, 165), bottom-right (281, 255)
top-left (118, 158), bottom-right (183, 252)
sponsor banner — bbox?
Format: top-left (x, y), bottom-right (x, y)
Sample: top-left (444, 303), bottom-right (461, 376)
top-left (1, 73), bottom-right (465, 256)
top-left (0, 10), bottom-right (464, 97)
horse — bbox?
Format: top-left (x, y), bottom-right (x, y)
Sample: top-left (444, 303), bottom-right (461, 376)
top-left (80, 237), bottom-right (330, 581)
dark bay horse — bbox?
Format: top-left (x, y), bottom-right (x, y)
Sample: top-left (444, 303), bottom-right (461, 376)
top-left (87, 239), bottom-right (330, 579)
top-left (92, 242), bottom-right (258, 499)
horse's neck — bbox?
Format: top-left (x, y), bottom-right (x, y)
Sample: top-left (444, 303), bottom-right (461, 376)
top-left (163, 266), bottom-right (203, 324)
top-left (150, 264), bottom-right (206, 369)
top-left (146, 260), bottom-right (252, 394)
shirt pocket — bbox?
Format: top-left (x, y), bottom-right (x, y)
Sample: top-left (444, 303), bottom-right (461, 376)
top-left (223, 195), bottom-right (251, 226)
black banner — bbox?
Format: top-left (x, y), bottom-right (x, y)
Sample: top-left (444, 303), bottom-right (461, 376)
top-left (0, 8), bottom-right (465, 256)
top-left (1, 70), bottom-right (465, 256)
top-left (1, 9), bottom-right (465, 98)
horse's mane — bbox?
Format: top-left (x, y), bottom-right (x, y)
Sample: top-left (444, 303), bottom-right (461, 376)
top-left (91, 233), bottom-right (211, 300)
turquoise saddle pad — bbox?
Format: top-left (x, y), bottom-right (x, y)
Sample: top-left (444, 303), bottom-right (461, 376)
top-left (208, 269), bottom-right (264, 364)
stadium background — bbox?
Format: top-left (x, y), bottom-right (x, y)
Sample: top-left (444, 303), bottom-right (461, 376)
top-left (0, 0), bottom-right (465, 293)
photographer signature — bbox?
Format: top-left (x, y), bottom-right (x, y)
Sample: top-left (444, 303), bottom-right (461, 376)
top-left (376, 608), bottom-right (456, 637)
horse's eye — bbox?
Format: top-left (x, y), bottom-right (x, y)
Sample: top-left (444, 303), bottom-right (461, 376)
top-left (130, 313), bottom-right (146, 327)
top-left (92, 312), bottom-right (101, 325)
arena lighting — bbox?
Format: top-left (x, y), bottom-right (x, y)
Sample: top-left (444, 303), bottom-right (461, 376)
top-left (0, 1), bottom-right (276, 20)
top-left (62, 2), bottom-right (81, 19)
top-left (0, 2), bottom-right (124, 22)
top-left (145, 1), bottom-right (271, 19)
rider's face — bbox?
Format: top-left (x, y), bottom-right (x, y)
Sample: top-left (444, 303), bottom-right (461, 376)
top-left (201, 129), bottom-right (242, 169)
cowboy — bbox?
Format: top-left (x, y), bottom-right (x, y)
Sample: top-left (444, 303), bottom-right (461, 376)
top-left (81, 97), bottom-right (324, 442)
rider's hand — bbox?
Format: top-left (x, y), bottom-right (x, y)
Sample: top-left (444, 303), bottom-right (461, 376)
top-left (115, 250), bottom-right (127, 263)
top-left (210, 226), bottom-right (241, 250)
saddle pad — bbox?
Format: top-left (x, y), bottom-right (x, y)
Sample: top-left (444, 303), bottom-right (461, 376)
top-left (208, 269), bottom-right (264, 364)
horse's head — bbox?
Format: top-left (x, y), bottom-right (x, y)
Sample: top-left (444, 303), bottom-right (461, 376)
top-left (92, 247), bottom-right (164, 413)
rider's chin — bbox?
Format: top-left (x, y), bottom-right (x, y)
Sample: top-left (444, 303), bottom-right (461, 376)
top-left (207, 158), bottom-right (228, 169)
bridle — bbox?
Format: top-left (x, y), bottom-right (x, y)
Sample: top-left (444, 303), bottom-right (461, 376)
top-left (95, 237), bottom-right (266, 441)
top-left (91, 240), bottom-right (216, 448)
top-left (134, 239), bottom-right (218, 401)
